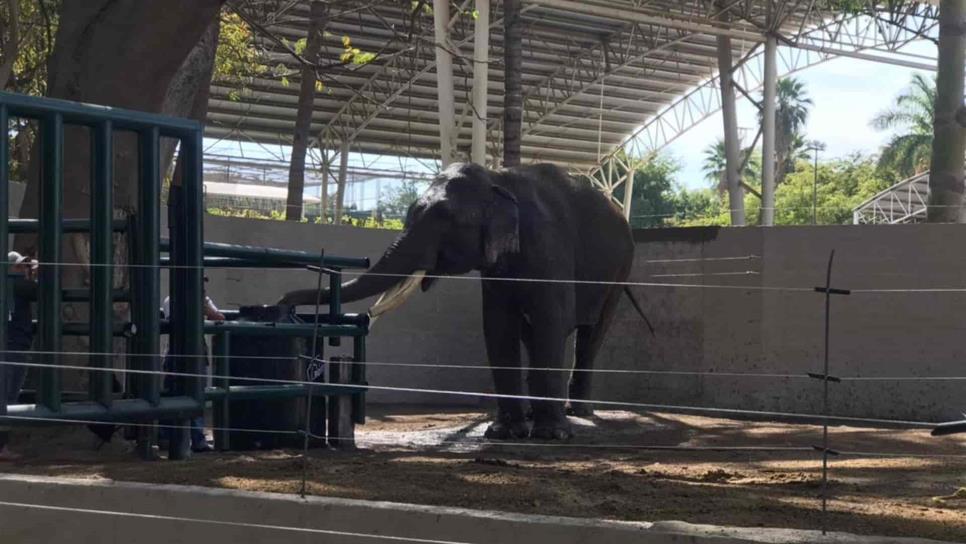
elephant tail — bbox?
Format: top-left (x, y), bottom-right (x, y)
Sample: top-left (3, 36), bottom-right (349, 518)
top-left (623, 286), bottom-right (655, 336)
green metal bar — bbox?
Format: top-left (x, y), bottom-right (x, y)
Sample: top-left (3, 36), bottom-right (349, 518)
top-left (199, 321), bottom-right (366, 337)
top-left (0, 91), bottom-right (200, 138)
top-left (182, 130), bottom-right (205, 406)
top-left (37, 113), bottom-right (63, 412)
top-left (3, 396), bottom-right (203, 425)
top-left (62, 289), bottom-right (129, 302)
top-left (57, 321), bottom-right (135, 337)
top-left (212, 332), bottom-right (230, 451)
top-left (159, 256), bottom-right (352, 270)
top-left (9, 218), bottom-right (127, 233)
top-left (0, 106), bottom-right (8, 423)
top-left (212, 310), bottom-right (368, 327)
top-left (90, 121), bottom-right (113, 407)
top-left (329, 269), bottom-right (342, 347)
top-left (204, 384), bottom-right (354, 401)
top-left (158, 240), bottom-right (369, 270)
top-left (139, 127), bottom-right (161, 406)
top-left (352, 335), bottom-right (367, 424)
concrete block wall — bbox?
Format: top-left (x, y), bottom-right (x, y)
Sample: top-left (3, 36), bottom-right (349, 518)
top-left (185, 216), bottom-right (966, 421)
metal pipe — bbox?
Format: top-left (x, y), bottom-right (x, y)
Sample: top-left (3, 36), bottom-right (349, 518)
top-left (90, 121), bottom-right (114, 407)
top-left (182, 130), bottom-right (206, 406)
top-left (716, 31), bottom-right (745, 227)
top-left (433, 0), bottom-right (456, 167)
top-left (328, 268), bottom-right (341, 347)
top-left (38, 113), bottom-right (63, 412)
top-left (204, 384), bottom-right (357, 401)
top-left (199, 322), bottom-right (365, 338)
top-left (471, 0), bottom-right (490, 165)
top-left (0, 105), bottom-right (8, 425)
top-left (139, 127), bottom-right (161, 407)
top-left (3, 396), bottom-right (203, 425)
top-left (352, 335), bottom-right (367, 424)
top-left (8, 218), bottom-right (127, 233)
top-left (0, 91), bottom-right (200, 137)
top-left (159, 241), bottom-right (369, 269)
top-left (212, 331), bottom-right (230, 451)
top-left (761, 34), bottom-right (777, 227)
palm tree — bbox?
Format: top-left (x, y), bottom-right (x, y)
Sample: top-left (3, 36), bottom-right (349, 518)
top-left (702, 139), bottom-right (760, 194)
top-left (871, 73), bottom-right (935, 178)
top-left (760, 77), bottom-right (813, 186)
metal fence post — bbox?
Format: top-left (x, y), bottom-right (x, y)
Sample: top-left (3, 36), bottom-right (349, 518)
top-left (38, 113), bottom-right (63, 412)
top-left (0, 105), bottom-right (9, 424)
top-left (90, 121), bottom-right (114, 407)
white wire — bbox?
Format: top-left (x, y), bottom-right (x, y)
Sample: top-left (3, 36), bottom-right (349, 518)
top-left (0, 360), bottom-right (939, 429)
top-left (0, 501), bottom-right (474, 544)
top-left (1, 349), bottom-right (820, 380)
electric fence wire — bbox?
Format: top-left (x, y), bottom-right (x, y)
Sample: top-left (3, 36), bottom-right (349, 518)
top-left (9, 349), bottom-right (966, 382)
top-left (0, 360), bottom-right (942, 429)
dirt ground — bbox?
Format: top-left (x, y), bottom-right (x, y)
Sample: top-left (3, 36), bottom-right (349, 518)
top-left (3, 407), bottom-right (966, 541)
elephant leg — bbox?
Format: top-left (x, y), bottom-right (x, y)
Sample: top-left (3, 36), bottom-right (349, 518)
top-left (482, 287), bottom-right (529, 440)
top-left (569, 286), bottom-right (622, 417)
top-left (527, 318), bottom-right (572, 440)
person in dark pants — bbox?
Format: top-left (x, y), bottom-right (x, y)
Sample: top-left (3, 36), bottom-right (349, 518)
top-left (159, 276), bottom-right (224, 453)
top-left (0, 252), bottom-right (37, 462)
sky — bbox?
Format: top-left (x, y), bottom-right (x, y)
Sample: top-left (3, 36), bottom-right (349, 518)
top-left (664, 40), bottom-right (937, 190)
top-left (204, 40), bottom-right (939, 207)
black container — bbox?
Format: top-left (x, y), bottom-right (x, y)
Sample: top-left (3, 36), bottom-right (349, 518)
top-left (215, 305), bottom-right (325, 450)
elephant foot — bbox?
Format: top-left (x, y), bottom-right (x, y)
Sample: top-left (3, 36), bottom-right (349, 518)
top-left (484, 420), bottom-right (530, 440)
top-left (530, 418), bottom-right (573, 440)
top-left (566, 402), bottom-right (595, 418)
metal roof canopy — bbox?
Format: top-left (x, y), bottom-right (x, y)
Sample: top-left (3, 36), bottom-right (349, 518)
top-left (206, 1), bottom-right (939, 201)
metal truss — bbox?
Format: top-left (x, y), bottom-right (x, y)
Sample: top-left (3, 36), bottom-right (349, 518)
top-left (852, 171), bottom-right (929, 225)
top-left (585, 1), bottom-right (939, 206)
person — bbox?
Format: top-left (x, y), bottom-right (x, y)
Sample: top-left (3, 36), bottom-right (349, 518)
top-left (160, 276), bottom-right (224, 453)
top-left (0, 252), bottom-right (38, 461)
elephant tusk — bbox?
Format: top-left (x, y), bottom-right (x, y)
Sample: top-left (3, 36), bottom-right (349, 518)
top-left (367, 270), bottom-right (427, 325)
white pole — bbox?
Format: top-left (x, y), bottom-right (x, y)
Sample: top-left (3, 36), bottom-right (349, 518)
top-left (761, 34), bottom-right (777, 226)
top-left (622, 168), bottom-right (635, 221)
top-left (716, 32), bottom-right (745, 227)
top-left (433, 0), bottom-right (456, 168)
top-left (471, 0), bottom-right (490, 166)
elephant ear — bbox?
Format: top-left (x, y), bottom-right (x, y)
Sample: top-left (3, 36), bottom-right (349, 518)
top-left (484, 185), bottom-right (520, 267)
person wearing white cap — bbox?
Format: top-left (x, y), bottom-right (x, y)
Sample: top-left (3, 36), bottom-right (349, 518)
top-left (1, 251), bottom-right (38, 461)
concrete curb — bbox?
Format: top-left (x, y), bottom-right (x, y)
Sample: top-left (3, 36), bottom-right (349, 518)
top-left (0, 474), bottom-right (955, 544)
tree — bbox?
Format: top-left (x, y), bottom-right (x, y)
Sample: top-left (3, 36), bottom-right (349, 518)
top-left (774, 153), bottom-right (893, 225)
top-left (613, 154), bottom-right (680, 229)
top-left (702, 139), bottom-right (761, 195)
top-left (760, 77), bottom-right (812, 187)
top-left (502, 0), bottom-right (522, 167)
top-left (926, 0), bottom-right (966, 223)
top-left (378, 179), bottom-right (427, 219)
top-left (872, 73), bottom-right (935, 178)
top-left (285, 0), bottom-right (325, 221)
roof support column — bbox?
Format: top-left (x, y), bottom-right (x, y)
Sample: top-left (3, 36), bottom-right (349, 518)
top-left (761, 33), bottom-right (777, 226)
top-left (716, 26), bottom-right (745, 227)
top-left (433, 0), bottom-right (456, 168)
top-left (334, 141), bottom-right (349, 224)
top-left (471, 0), bottom-right (490, 166)
top-left (622, 167), bottom-right (635, 222)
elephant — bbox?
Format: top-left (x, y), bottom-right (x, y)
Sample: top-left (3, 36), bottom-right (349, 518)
top-left (279, 162), bottom-right (649, 440)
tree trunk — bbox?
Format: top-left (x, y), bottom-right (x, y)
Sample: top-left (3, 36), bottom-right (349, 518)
top-left (0, 0), bottom-right (20, 89)
top-left (286, 0), bottom-right (326, 221)
top-left (502, 0), bottom-right (522, 167)
top-left (927, 0), bottom-right (966, 223)
top-left (715, 26), bottom-right (745, 226)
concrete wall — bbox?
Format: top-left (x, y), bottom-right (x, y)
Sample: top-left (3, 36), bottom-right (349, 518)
top-left (194, 217), bottom-right (966, 421)
top-left (0, 474), bottom-right (951, 544)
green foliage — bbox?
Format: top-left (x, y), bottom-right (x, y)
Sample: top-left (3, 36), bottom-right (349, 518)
top-left (378, 179), bottom-right (427, 219)
top-left (1, 0), bottom-right (59, 96)
top-left (701, 139), bottom-right (761, 193)
top-left (216, 11), bottom-right (267, 101)
top-left (339, 35), bottom-right (376, 65)
top-left (773, 153), bottom-right (894, 225)
top-left (612, 154), bottom-right (681, 229)
top-left (206, 206), bottom-right (404, 230)
top-left (871, 73), bottom-right (935, 178)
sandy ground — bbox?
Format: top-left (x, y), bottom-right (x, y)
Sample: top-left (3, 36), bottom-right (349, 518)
top-left (3, 407), bottom-right (966, 541)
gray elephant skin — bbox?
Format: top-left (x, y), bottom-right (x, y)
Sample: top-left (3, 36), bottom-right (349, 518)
top-left (280, 162), bottom-right (644, 440)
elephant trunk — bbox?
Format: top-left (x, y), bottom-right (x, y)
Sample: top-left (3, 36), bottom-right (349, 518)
top-left (278, 227), bottom-right (434, 310)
